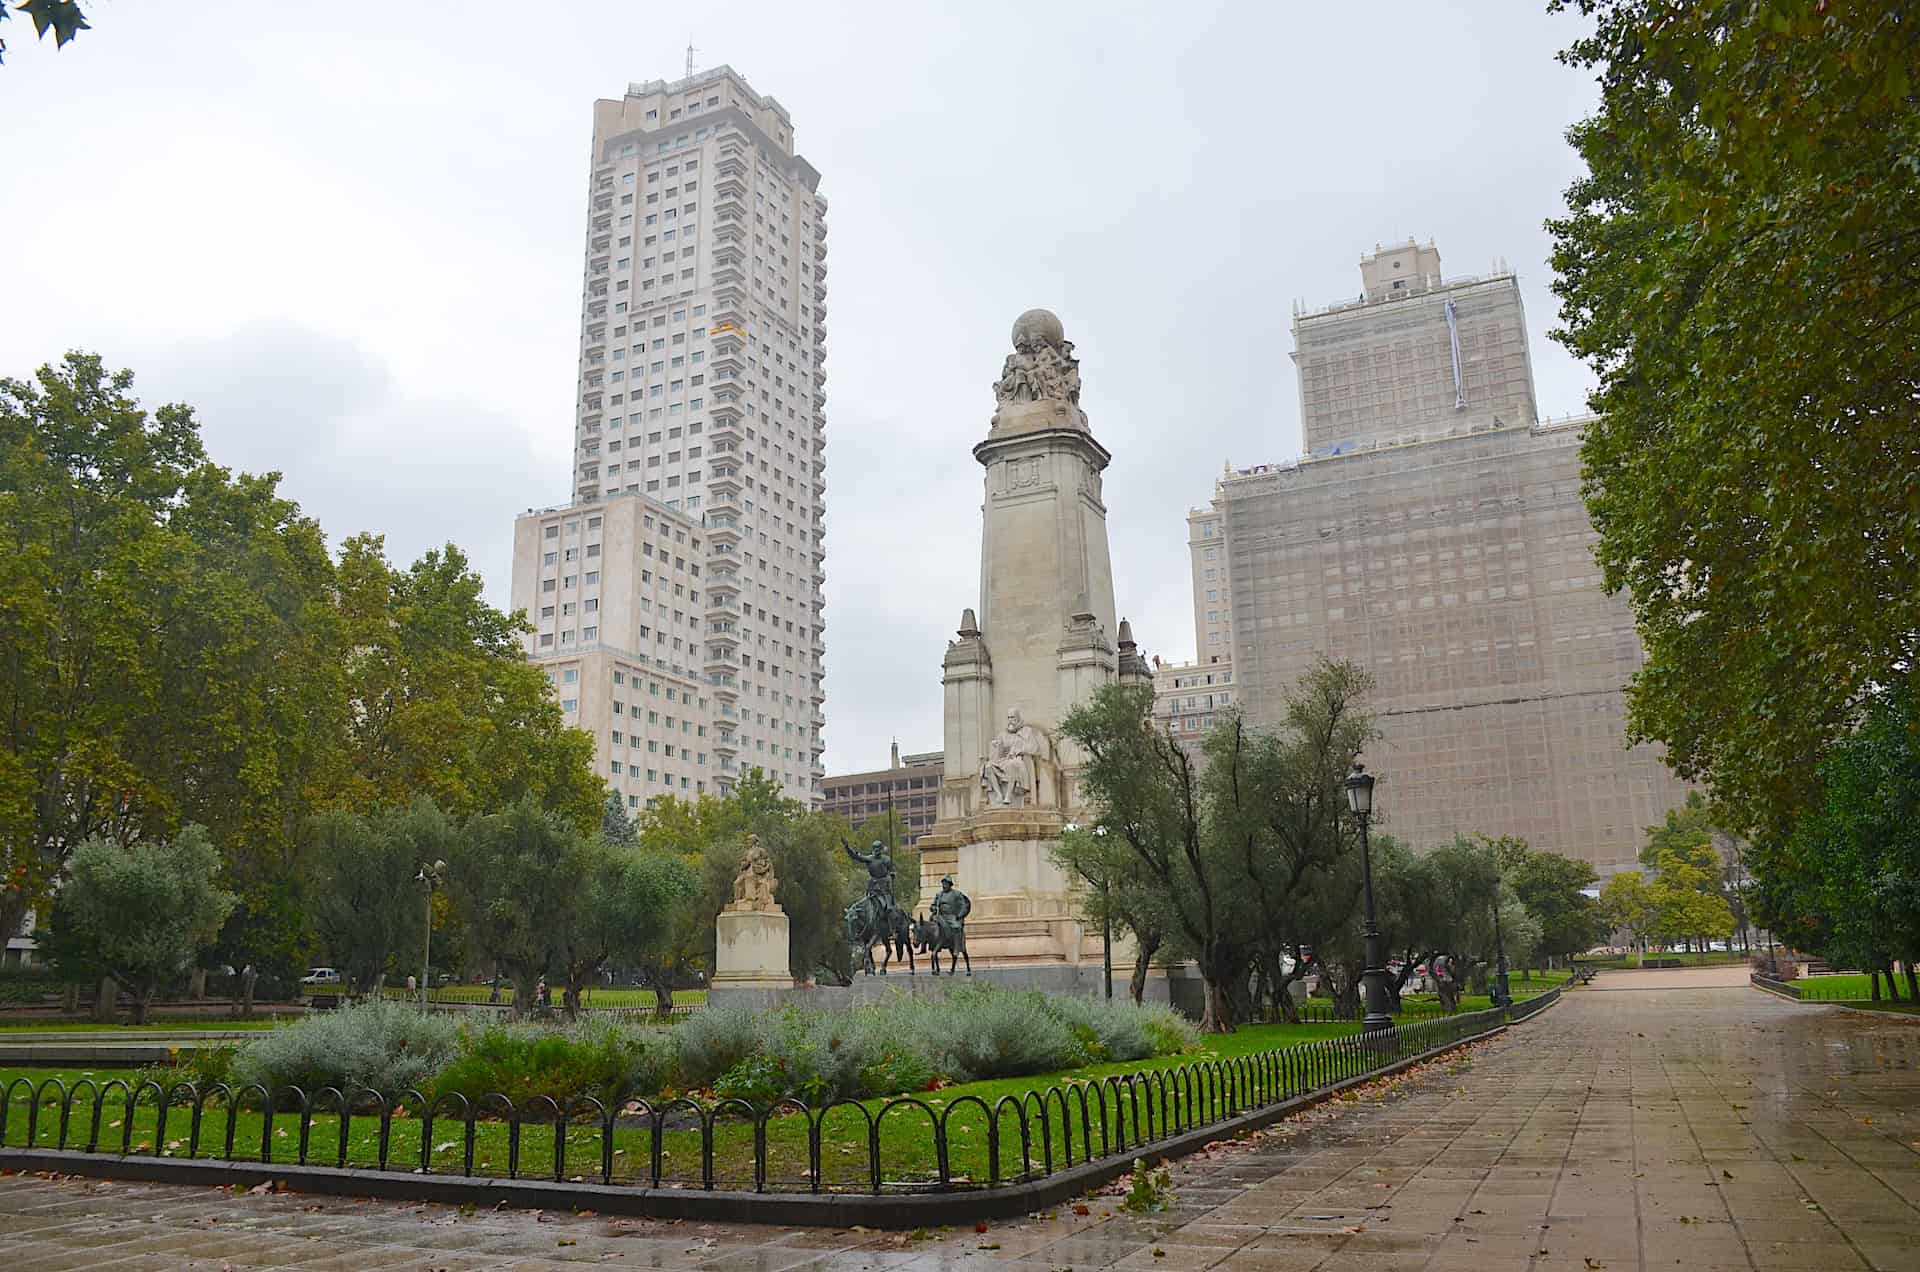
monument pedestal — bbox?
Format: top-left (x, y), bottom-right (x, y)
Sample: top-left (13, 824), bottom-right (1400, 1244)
top-left (918, 808), bottom-right (1149, 990)
top-left (710, 907), bottom-right (791, 1009)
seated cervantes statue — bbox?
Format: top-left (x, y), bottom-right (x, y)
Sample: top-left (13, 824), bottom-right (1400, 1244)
top-left (980, 708), bottom-right (1047, 808)
top-left (727, 834), bottom-right (779, 912)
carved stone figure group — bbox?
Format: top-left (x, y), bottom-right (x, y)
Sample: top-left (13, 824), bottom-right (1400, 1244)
top-left (727, 833), bottom-right (777, 911)
top-left (993, 332), bottom-right (1082, 407)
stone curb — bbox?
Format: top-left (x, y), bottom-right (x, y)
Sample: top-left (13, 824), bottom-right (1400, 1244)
top-left (0, 1017), bottom-right (1530, 1228)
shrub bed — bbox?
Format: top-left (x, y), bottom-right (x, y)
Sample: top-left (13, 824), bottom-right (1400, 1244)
top-left (226, 987), bottom-right (1198, 1109)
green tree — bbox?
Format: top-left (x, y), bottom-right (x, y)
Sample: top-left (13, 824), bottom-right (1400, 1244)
top-left (1499, 838), bottom-right (1606, 965)
top-left (1752, 686), bottom-right (1920, 995)
top-left (1547, 1), bottom-right (1920, 838)
top-left (452, 798), bottom-right (591, 1015)
top-left (304, 800), bottom-right (454, 1000)
top-left (1599, 871), bottom-right (1652, 950)
top-left (556, 836), bottom-right (698, 1015)
top-left (1207, 662), bottom-right (1376, 1024)
top-left (334, 536), bottom-right (602, 831)
top-left (40, 826), bottom-right (235, 1024)
top-left (0, 354), bottom-right (342, 942)
top-left (1061, 660), bottom-right (1374, 1033)
top-left (1053, 822), bottom-right (1170, 1005)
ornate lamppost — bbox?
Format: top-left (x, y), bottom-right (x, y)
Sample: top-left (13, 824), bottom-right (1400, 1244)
top-left (415, 859), bottom-right (448, 1009)
top-left (1344, 762), bottom-right (1393, 1037)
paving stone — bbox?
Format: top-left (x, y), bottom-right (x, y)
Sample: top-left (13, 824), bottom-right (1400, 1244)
top-left (3, 975), bottom-right (1919, 1269)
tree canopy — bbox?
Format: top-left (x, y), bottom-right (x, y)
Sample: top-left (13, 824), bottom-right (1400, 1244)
top-left (1749, 686), bottom-right (1920, 984)
top-left (1547, 1), bottom-right (1920, 838)
top-left (40, 825), bottom-right (235, 1023)
top-left (1, 353), bottom-right (605, 966)
top-left (1060, 660), bottom-right (1376, 1033)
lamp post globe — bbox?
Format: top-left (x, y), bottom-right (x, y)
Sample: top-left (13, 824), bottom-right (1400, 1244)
top-left (1345, 762), bottom-right (1394, 1039)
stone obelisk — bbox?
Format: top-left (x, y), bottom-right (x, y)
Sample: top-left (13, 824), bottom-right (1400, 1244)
top-left (916, 310), bottom-right (1153, 990)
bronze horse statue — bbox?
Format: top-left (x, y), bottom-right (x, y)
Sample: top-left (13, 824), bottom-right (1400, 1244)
top-left (845, 897), bottom-right (915, 976)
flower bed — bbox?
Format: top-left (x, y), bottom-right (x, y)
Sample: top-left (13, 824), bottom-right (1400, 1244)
top-left (174, 988), bottom-right (1199, 1111)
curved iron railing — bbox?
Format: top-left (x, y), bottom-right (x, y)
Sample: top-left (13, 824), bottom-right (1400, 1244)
top-left (0, 990), bottom-right (1556, 1196)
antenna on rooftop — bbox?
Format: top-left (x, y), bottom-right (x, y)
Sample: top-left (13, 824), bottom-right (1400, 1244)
top-left (686, 43), bottom-right (698, 79)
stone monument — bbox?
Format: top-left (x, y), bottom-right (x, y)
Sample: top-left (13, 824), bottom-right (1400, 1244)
top-left (915, 310), bottom-right (1155, 991)
top-left (711, 834), bottom-right (791, 1000)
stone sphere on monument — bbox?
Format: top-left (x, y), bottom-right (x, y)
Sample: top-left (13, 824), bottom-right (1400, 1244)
top-left (1012, 308), bottom-right (1065, 348)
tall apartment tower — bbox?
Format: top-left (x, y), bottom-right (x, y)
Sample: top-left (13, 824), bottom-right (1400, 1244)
top-left (512, 66), bottom-right (828, 810)
top-left (1293, 239), bottom-right (1538, 456)
top-left (1186, 243), bottom-right (1689, 878)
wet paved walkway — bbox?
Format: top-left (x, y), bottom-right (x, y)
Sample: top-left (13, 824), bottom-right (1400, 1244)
top-left (0, 970), bottom-right (1914, 1271)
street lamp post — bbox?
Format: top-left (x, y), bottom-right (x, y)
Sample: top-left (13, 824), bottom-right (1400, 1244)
top-left (1344, 762), bottom-right (1394, 1037)
top-left (1491, 893), bottom-right (1512, 1010)
top-left (1067, 822), bottom-right (1116, 1002)
top-left (415, 859), bottom-right (447, 1009)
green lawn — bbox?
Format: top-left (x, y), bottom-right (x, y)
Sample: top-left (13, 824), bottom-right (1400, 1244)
top-left (0, 1018), bottom-right (1379, 1190)
top-left (1587, 951), bottom-right (1749, 969)
top-left (1779, 973), bottom-right (1920, 1004)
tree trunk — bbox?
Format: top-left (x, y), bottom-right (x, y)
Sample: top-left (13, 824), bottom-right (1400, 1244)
top-left (61, 982), bottom-right (79, 1015)
top-left (240, 966), bottom-right (257, 1019)
top-left (1128, 932), bottom-right (1161, 1006)
top-left (1906, 964), bottom-right (1918, 1004)
top-left (1198, 977), bottom-right (1234, 1034)
top-left (188, 967), bottom-right (207, 1000)
top-left (1870, 970), bottom-right (1883, 1001)
top-left (91, 976), bottom-right (119, 1024)
top-left (509, 971), bottom-right (539, 1019)
top-left (130, 985), bottom-right (152, 1025)
top-left (1886, 963), bottom-right (1902, 1002)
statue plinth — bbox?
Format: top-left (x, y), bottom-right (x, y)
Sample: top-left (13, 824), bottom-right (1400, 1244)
top-left (714, 834), bottom-right (789, 992)
top-left (713, 905), bottom-right (790, 991)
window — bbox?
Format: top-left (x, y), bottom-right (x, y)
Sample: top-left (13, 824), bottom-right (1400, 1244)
top-left (561, 697), bottom-right (577, 711)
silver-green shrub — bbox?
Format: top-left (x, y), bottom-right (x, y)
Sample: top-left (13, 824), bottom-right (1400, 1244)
top-left (231, 1000), bottom-right (462, 1097)
top-left (927, 985), bottom-right (1087, 1081)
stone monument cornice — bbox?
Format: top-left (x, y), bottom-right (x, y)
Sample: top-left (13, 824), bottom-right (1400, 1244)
top-left (972, 424), bottom-right (1112, 470)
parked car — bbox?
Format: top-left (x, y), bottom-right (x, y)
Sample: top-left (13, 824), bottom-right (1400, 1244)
top-left (300, 967), bottom-right (342, 986)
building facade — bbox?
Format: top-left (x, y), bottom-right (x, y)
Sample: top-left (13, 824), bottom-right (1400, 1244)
top-left (1293, 239), bottom-right (1538, 456)
top-left (1190, 244), bottom-right (1688, 878)
top-left (820, 745), bottom-right (945, 844)
top-left (513, 65), bottom-right (827, 806)
top-left (511, 496), bottom-right (721, 806)
top-left (1151, 656), bottom-right (1236, 746)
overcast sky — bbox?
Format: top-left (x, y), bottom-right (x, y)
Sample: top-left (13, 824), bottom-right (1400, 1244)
top-left (2, 0), bottom-right (1602, 776)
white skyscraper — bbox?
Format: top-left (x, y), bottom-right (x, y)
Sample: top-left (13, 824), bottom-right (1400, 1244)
top-left (512, 66), bottom-right (828, 808)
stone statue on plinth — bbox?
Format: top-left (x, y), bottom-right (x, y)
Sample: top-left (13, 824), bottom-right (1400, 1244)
top-left (712, 833), bottom-right (791, 1000)
top-left (981, 708), bottom-right (1044, 807)
top-left (727, 833), bottom-right (778, 912)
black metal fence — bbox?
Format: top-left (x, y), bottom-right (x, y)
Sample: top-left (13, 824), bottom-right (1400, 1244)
top-left (0, 989), bottom-right (1556, 1197)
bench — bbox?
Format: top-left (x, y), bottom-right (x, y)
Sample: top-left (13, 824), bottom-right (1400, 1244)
top-left (1570, 964), bottom-right (1599, 985)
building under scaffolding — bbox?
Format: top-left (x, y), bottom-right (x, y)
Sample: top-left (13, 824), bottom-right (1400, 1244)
top-left (1185, 242), bottom-right (1689, 877)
